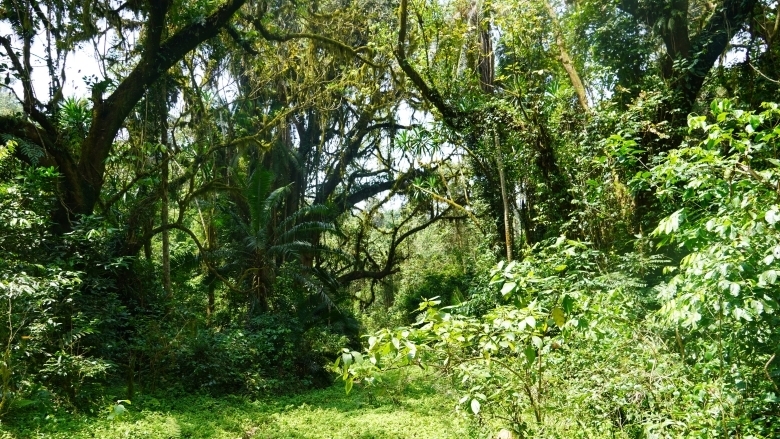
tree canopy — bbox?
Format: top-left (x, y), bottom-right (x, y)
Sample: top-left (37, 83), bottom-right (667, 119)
top-left (0, 0), bottom-right (778, 436)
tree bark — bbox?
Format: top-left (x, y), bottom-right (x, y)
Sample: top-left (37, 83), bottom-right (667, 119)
top-left (495, 132), bottom-right (513, 261)
top-left (619, 0), bottom-right (757, 128)
top-left (161, 137), bottom-right (171, 300)
top-left (544, 0), bottom-right (590, 112)
top-left (1, 0), bottom-right (250, 230)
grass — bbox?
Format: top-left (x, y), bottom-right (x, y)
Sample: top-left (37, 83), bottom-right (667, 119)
top-left (0, 375), bottom-right (483, 439)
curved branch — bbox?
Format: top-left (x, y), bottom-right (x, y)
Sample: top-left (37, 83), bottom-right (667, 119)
top-left (251, 16), bottom-right (380, 68)
top-left (396, 0), bottom-right (462, 126)
top-left (79, 0), bottom-right (250, 215)
top-left (225, 25), bottom-right (260, 55)
top-left (0, 36), bottom-right (57, 137)
top-left (146, 223), bottom-right (248, 295)
top-left (412, 184), bottom-right (484, 233)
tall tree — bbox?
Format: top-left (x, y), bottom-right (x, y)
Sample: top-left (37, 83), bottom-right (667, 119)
top-left (0, 0), bottom-right (249, 230)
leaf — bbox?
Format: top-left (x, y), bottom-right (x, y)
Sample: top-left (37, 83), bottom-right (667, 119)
top-left (524, 346), bottom-right (536, 365)
top-left (766, 209), bottom-right (779, 225)
top-left (10, 399), bottom-right (35, 409)
top-left (562, 295), bottom-right (575, 313)
top-left (654, 212), bottom-right (679, 237)
top-left (107, 402), bottom-right (128, 421)
top-left (500, 282), bottom-right (516, 296)
top-left (342, 352), bottom-right (353, 367)
top-left (733, 307), bottom-right (751, 321)
top-left (667, 209), bottom-right (684, 233)
top-left (470, 398), bottom-right (481, 415)
top-left (759, 270), bottom-right (777, 286)
top-left (345, 378), bottom-right (354, 394)
top-left (730, 282), bottom-right (741, 297)
top-left (551, 307), bottom-right (565, 328)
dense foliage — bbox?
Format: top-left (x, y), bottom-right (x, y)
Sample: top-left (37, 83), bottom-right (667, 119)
top-left (0, 0), bottom-right (778, 437)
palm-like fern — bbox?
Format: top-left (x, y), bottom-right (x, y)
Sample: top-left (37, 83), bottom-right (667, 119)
top-left (239, 169), bottom-right (341, 313)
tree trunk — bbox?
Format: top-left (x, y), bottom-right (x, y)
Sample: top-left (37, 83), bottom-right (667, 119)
top-left (46, 0), bottom-right (249, 230)
top-left (544, 0), bottom-right (590, 112)
top-left (495, 132), bottom-right (513, 261)
top-left (161, 149), bottom-right (171, 299)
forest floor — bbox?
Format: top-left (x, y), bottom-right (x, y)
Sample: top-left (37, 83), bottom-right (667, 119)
top-left (0, 375), bottom-right (483, 439)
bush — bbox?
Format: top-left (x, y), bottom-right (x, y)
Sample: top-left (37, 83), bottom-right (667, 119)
top-left (0, 164), bottom-right (113, 413)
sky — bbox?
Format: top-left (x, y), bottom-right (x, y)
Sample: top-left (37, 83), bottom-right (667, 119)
top-left (0, 21), bottom-right (107, 103)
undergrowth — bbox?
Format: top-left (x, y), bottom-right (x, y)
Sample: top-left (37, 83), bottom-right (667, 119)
top-left (0, 376), bottom-right (480, 439)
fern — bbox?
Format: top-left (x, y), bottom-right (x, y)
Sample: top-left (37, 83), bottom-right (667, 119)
top-left (246, 169), bottom-right (276, 234)
top-left (275, 221), bottom-right (341, 244)
top-left (277, 203), bottom-right (334, 230)
top-left (1, 134), bottom-right (43, 165)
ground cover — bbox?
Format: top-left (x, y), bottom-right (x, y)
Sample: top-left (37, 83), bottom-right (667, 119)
top-left (0, 378), bottom-right (480, 439)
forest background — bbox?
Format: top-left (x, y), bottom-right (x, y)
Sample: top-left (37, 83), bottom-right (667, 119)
top-left (0, 0), bottom-right (779, 437)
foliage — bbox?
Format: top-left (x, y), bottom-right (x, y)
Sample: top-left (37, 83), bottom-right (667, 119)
top-left (0, 377), bottom-right (478, 439)
top-left (0, 162), bottom-right (111, 413)
top-left (648, 100), bottom-right (780, 436)
top-left (0, 0), bottom-right (778, 433)
top-left (336, 238), bottom-right (664, 435)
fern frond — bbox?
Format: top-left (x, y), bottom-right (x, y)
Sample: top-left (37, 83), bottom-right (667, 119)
top-left (276, 221), bottom-right (341, 244)
top-left (267, 240), bottom-right (316, 258)
top-left (262, 185), bottom-right (291, 219)
top-left (295, 271), bottom-right (340, 313)
top-left (246, 169), bottom-right (275, 233)
top-left (312, 246), bottom-right (353, 264)
top-left (2, 134), bottom-right (44, 165)
top-left (277, 203), bottom-right (334, 230)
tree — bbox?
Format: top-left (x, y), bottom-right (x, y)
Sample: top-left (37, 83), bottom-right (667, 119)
top-left (0, 0), bottom-right (249, 230)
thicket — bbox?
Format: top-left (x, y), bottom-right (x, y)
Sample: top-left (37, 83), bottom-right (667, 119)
top-left (0, 0), bottom-right (778, 437)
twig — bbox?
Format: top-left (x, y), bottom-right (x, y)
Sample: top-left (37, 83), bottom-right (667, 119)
top-left (749, 62), bottom-right (780, 84)
top-left (765, 354), bottom-right (779, 394)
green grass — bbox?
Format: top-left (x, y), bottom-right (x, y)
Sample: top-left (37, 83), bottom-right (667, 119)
top-left (0, 377), bottom-right (482, 439)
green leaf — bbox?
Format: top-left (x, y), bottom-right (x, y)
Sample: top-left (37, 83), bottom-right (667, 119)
top-left (733, 307), bottom-right (751, 321)
top-left (107, 402), bottom-right (129, 421)
top-left (551, 307), bottom-right (565, 328)
top-left (765, 208), bottom-right (779, 225)
top-left (345, 378), bottom-right (354, 394)
top-left (759, 270), bottom-right (778, 285)
top-left (524, 346), bottom-right (536, 365)
top-left (500, 282), bottom-right (516, 296)
top-left (562, 295), bottom-right (574, 313)
top-left (470, 398), bottom-right (481, 415)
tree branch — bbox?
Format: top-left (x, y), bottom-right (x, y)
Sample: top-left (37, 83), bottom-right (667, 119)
top-left (78, 0), bottom-right (250, 216)
top-left (250, 16), bottom-right (380, 68)
top-left (225, 25), bottom-right (260, 55)
top-left (396, 0), bottom-right (462, 126)
top-left (0, 36), bottom-right (56, 136)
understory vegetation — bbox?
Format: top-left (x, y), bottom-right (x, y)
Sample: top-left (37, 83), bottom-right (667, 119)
top-left (0, 0), bottom-right (779, 437)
